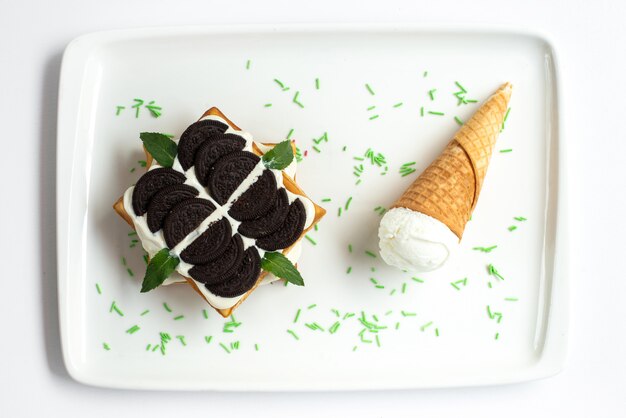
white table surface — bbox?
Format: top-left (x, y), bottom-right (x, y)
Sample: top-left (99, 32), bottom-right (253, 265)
top-left (1, 0), bottom-right (625, 416)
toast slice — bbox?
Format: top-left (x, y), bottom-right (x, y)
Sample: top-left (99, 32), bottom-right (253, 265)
top-left (113, 107), bottom-right (326, 317)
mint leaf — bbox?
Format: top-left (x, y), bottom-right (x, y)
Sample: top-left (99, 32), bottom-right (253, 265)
top-left (261, 140), bottom-right (294, 170)
top-left (140, 248), bottom-right (180, 293)
top-left (140, 132), bottom-right (177, 168)
top-left (261, 251), bottom-right (304, 286)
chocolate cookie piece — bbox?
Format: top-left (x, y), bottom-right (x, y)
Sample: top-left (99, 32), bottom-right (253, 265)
top-left (178, 119), bottom-right (229, 171)
top-left (207, 151), bottom-right (260, 205)
top-left (237, 188), bottom-right (290, 239)
top-left (163, 198), bottom-right (216, 248)
top-left (146, 184), bottom-right (199, 233)
top-left (132, 168), bottom-right (186, 216)
top-left (194, 134), bottom-right (247, 186)
top-left (205, 247), bottom-right (261, 298)
top-left (180, 217), bottom-right (232, 264)
top-left (189, 234), bottom-right (244, 285)
top-left (229, 169), bottom-right (278, 221)
top-left (256, 199), bottom-right (306, 251)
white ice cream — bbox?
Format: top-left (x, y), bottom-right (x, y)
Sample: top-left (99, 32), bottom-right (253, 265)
top-left (378, 207), bottom-right (459, 272)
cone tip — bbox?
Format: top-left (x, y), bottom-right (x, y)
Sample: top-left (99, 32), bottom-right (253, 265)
top-left (499, 82), bottom-right (513, 95)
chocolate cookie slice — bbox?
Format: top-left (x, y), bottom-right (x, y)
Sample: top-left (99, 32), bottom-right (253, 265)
top-left (238, 188), bottom-right (290, 238)
top-left (163, 198), bottom-right (216, 248)
top-left (229, 169), bottom-right (278, 221)
top-left (194, 134), bottom-right (247, 186)
top-left (146, 184), bottom-right (199, 233)
top-left (189, 234), bottom-right (244, 285)
top-left (207, 151), bottom-right (260, 205)
top-left (180, 217), bottom-right (232, 264)
top-left (205, 247), bottom-right (261, 298)
top-left (256, 199), bottom-right (306, 251)
top-left (178, 119), bottom-right (229, 171)
top-left (132, 168), bottom-right (186, 216)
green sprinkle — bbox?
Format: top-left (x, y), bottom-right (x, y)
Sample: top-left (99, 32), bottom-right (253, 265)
top-left (345, 196), bottom-right (353, 211)
top-left (514, 216), bottom-right (527, 221)
top-left (109, 301), bottom-right (124, 317)
top-left (488, 264), bottom-right (505, 280)
top-left (353, 345), bottom-right (358, 352)
top-left (428, 89), bottom-right (437, 100)
top-left (504, 107), bottom-right (511, 122)
top-left (292, 91), bottom-right (304, 108)
top-left (115, 106), bottom-right (125, 116)
top-left (369, 114), bottom-right (379, 120)
top-left (103, 342), bottom-right (110, 351)
top-left (389, 289), bottom-right (396, 296)
top-left (146, 344), bottom-right (151, 351)
top-left (173, 315), bottom-right (184, 321)
top-left (420, 106), bottom-right (425, 117)
top-left (140, 309), bottom-right (149, 316)
top-left (152, 344), bottom-right (159, 352)
top-left (370, 277), bottom-right (378, 285)
top-left (500, 149), bottom-right (513, 153)
top-left (312, 145), bottom-right (321, 153)
top-left (246, 60), bottom-right (251, 70)
top-left (342, 146), bottom-right (347, 151)
top-left (375, 335), bottom-right (381, 347)
top-left (321, 198), bottom-right (332, 202)
top-left (346, 266), bottom-right (352, 274)
top-left (337, 207), bottom-right (342, 217)
top-left (401, 161), bottom-right (416, 167)
top-left (308, 304), bottom-right (317, 310)
top-left (355, 179), bottom-right (362, 186)
top-left (329, 321), bottom-right (341, 334)
top-left (142, 254), bottom-right (149, 265)
top-left (130, 167), bottom-right (136, 173)
top-left (423, 71), bottom-right (428, 77)
top-left (287, 329), bottom-right (300, 340)
top-left (348, 244), bottom-right (353, 253)
top-left (126, 325), bottom-right (140, 334)
top-left (435, 328), bottom-right (440, 337)
top-left (202, 309), bottom-right (209, 319)
top-left (401, 283), bottom-right (407, 294)
top-left (264, 103), bottom-right (272, 108)
top-left (163, 303), bottom-right (172, 312)
top-left (315, 78), bottom-right (320, 89)
top-left (313, 224), bottom-right (318, 232)
top-left (365, 250), bottom-right (377, 258)
top-left (454, 116), bottom-right (464, 126)
top-left (375, 285), bottom-right (385, 289)
top-left (273, 78), bottom-right (285, 88)
top-left (393, 102), bottom-right (403, 108)
top-left (495, 333), bottom-right (500, 340)
top-left (487, 282), bottom-right (493, 288)
top-left (428, 111), bottom-right (444, 116)
top-left (473, 245), bottom-right (498, 253)
top-left (400, 168), bottom-right (416, 177)
top-left (401, 310), bottom-right (416, 317)
top-left (420, 321), bottom-right (433, 331)
top-left (255, 343), bottom-right (259, 351)
top-left (505, 297), bottom-right (519, 302)
top-left (395, 322), bottom-right (400, 330)
top-left (286, 128), bottom-right (294, 140)
top-left (294, 308), bottom-right (301, 323)
top-left (230, 341), bottom-right (240, 350)
top-left (411, 277), bottom-right (424, 283)
top-left (365, 83), bottom-right (375, 95)
top-left (455, 81), bottom-right (467, 93)
top-left (219, 342), bottom-right (231, 353)
top-left (304, 235), bottom-right (317, 245)
top-left (126, 267), bottom-right (134, 277)
top-left (367, 105), bottom-right (376, 111)
top-left (343, 312), bottom-right (355, 320)
top-left (95, 283), bottom-right (102, 294)
top-left (508, 225), bottom-right (518, 231)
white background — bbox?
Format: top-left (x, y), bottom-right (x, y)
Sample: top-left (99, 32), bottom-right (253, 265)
top-left (0, 0), bottom-right (624, 416)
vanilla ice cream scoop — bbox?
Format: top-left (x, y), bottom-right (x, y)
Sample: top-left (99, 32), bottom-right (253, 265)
top-left (378, 207), bottom-right (459, 272)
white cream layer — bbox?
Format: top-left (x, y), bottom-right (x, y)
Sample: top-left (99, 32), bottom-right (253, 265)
top-left (123, 115), bottom-right (314, 309)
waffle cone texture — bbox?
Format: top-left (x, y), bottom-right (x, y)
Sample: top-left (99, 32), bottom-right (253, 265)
top-left (393, 82), bottom-right (512, 239)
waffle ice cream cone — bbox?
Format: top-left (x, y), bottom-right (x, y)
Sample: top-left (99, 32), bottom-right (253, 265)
top-left (393, 82), bottom-right (512, 239)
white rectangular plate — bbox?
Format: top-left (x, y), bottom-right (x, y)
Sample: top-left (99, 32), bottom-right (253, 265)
top-left (57, 25), bottom-right (567, 390)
